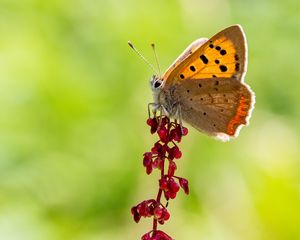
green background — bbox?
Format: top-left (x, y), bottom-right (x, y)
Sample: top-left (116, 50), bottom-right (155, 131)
top-left (1, 0), bottom-right (300, 239)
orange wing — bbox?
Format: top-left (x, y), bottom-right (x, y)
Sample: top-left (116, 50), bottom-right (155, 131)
top-left (162, 38), bottom-right (208, 82)
top-left (162, 25), bottom-right (247, 86)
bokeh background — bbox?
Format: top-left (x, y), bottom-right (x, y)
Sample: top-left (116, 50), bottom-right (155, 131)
top-left (1, 0), bottom-right (300, 239)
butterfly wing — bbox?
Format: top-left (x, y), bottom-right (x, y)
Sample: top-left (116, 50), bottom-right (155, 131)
top-left (163, 38), bottom-right (208, 81)
top-left (162, 25), bottom-right (247, 86)
top-left (161, 25), bottom-right (254, 140)
top-left (172, 77), bottom-right (254, 141)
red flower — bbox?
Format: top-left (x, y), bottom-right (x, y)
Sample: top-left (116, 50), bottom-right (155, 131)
top-left (141, 230), bottom-right (173, 240)
top-left (179, 178), bottom-right (190, 195)
top-left (131, 116), bottom-right (189, 239)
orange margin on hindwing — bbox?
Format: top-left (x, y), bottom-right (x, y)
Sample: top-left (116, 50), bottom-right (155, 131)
top-left (226, 95), bottom-right (251, 136)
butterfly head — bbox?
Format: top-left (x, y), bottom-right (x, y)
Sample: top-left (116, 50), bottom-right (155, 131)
top-left (150, 75), bottom-right (164, 92)
top-left (150, 75), bottom-right (164, 105)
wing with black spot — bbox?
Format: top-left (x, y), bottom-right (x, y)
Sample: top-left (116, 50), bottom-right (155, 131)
top-left (162, 25), bottom-right (247, 87)
top-left (173, 77), bottom-right (254, 141)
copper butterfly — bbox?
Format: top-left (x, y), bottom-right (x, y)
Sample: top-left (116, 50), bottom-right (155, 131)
top-left (130, 25), bottom-right (255, 141)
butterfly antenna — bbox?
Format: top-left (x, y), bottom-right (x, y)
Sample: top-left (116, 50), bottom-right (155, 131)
top-left (128, 41), bottom-right (159, 75)
top-left (151, 43), bottom-right (161, 77)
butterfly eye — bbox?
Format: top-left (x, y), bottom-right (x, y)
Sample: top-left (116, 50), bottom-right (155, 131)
top-left (154, 80), bottom-right (162, 89)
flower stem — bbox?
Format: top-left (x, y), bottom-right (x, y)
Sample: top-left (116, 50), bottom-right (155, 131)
top-left (132, 116), bottom-right (189, 239)
top-left (153, 154), bottom-right (165, 234)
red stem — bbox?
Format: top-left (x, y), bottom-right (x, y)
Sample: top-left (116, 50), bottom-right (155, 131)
top-left (152, 156), bottom-right (165, 234)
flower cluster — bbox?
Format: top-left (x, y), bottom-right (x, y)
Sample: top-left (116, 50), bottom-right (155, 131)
top-left (131, 199), bottom-right (170, 224)
top-left (131, 116), bottom-right (189, 239)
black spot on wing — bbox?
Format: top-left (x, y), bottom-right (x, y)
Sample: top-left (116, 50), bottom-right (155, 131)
top-left (220, 49), bottom-right (227, 55)
top-left (200, 55), bottom-right (208, 64)
top-left (219, 65), bottom-right (227, 72)
top-left (190, 65), bottom-right (196, 72)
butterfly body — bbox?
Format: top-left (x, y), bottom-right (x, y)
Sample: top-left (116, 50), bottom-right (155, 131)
top-left (150, 25), bottom-right (254, 141)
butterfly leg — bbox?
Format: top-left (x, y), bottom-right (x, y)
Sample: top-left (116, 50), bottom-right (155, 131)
top-left (161, 104), bottom-right (169, 117)
top-left (149, 103), bottom-right (169, 130)
top-left (148, 103), bottom-right (153, 118)
top-left (157, 105), bottom-right (163, 130)
top-left (148, 102), bottom-right (160, 118)
top-left (176, 104), bottom-right (184, 135)
top-left (157, 105), bottom-right (169, 130)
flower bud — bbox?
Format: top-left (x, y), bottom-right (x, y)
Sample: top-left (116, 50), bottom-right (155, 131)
top-left (158, 127), bottom-right (168, 143)
top-left (154, 207), bottom-right (163, 219)
top-left (155, 230), bottom-right (173, 240)
top-left (162, 208), bottom-right (170, 221)
top-left (146, 165), bottom-right (153, 175)
top-left (141, 232), bottom-right (151, 240)
top-left (168, 161), bottom-right (177, 176)
top-left (143, 152), bottom-right (152, 167)
top-left (172, 146), bottom-right (182, 159)
top-left (159, 177), bottom-right (168, 190)
top-left (182, 127), bottom-right (188, 136)
top-left (179, 178), bottom-right (189, 194)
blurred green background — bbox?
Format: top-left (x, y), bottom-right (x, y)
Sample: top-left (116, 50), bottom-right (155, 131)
top-left (1, 0), bottom-right (300, 239)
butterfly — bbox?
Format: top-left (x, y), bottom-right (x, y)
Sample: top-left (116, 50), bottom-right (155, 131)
top-left (131, 25), bottom-right (255, 141)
